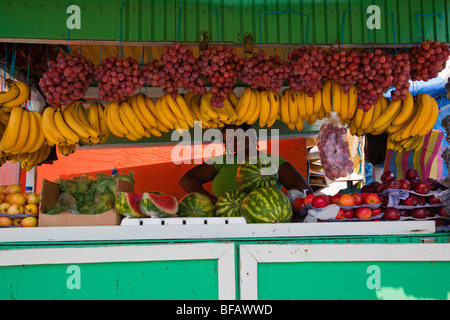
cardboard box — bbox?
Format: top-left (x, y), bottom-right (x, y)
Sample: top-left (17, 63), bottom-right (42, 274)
top-left (38, 178), bottom-right (134, 227)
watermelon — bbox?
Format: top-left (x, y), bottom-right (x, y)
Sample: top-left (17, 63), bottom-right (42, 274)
top-left (240, 187), bottom-right (292, 223)
top-left (116, 192), bottom-right (146, 218)
top-left (140, 192), bottom-right (179, 217)
top-left (236, 160), bottom-right (278, 193)
top-left (178, 193), bottom-right (214, 217)
top-left (214, 189), bottom-right (247, 217)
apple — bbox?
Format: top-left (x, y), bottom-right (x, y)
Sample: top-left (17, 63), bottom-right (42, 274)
top-left (381, 171), bottom-right (396, 183)
top-left (425, 208), bottom-right (436, 218)
top-left (438, 206), bottom-right (449, 217)
top-left (413, 180), bottom-right (431, 194)
top-left (293, 197), bottom-right (305, 212)
top-left (13, 218), bottom-right (22, 227)
top-left (417, 195), bottom-right (427, 206)
top-left (386, 179), bottom-right (401, 190)
top-left (382, 195), bottom-right (389, 206)
top-left (398, 209), bottom-right (410, 217)
top-left (373, 183), bottom-right (387, 193)
top-left (400, 194), bottom-right (418, 206)
top-left (364, 193), bottom-right (381, 205)
top-left (344, 209), bottom-right (354, 219)
top-left (7, 204), bottom-right (24, 215)
top-left (371, 207), bottom-right (382, 216)
top-left (20, 216), bottom-right (37, 227)
top-left (427, 195), bottom-right (442, 205)
top-left (338, 194), bottom-right (355, 206)
top-left (0, 185), bottom-right (7, 193)
top-left (0, 216), bottom-right (13, 226)
top-left (0, 202), bottom-right (10, 213)
top-left (304, 194), bottom-right (315, 205)
top-left (312, 195), bottom-right (330, 208)
top-left (425, 178), bottom-right (438, 191)
top-left (5, 184), bottom-right (21, 194)
top-left (26, 193), bottom-right (40, 205)
top-left (411, 208), bottom-right (427, 219)
top-left (355, 207), bottom-right (372, 219)
top-left (351, 193), bottom-right (364, 206)
top-left (24, 204), bottom-right (39, 215)
top-left (361, 184), bottom-right (372, 193)
top-left (335, 208), bottom-right (345, 220)
top-left (405, 168), bottom-right (419, 181)
top-left (8, 193), bottom-right (26, 206)
top-left (331, 194), bottom-right (342, 205)
top-left (399, 179), bottom-right (411, 190)
top-left (384, 208), bottom-right (400, 221)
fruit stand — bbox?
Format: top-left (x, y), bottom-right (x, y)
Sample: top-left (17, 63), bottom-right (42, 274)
top-left (0, 0), bottom-right (450, 301)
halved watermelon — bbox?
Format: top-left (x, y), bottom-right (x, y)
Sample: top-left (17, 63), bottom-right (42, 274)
top-left (116, 192), bottom-right (146, 218)
top-left (140, 192), bottom-right (179, 217)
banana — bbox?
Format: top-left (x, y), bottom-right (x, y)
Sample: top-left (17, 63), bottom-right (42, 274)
top-left (397, 99), bottom-right (422, 141)
top-left (0, 110), bottom-right (10, 126)
top-left (175, 94), bottom-right (195, 127)
top-left (144, 95), bottom-right (168, 130)
top-left (304, 92), bottom-right (314, 117)
top-left (267, 91), bottom-right (280, 126)
top-left (313, 89), bottom-right (322, 114)
top-left (340, 87), bottom-right (349, 120)
top-left (223, 97), bottom-right (239, 123)
top-left (201, 93), bottom-right (221, 121)
top-left (62, 103), bottom-right (92, 140)
top-left (42, 106), bottom-right (67, 145)
top-left (412, 136), bottom-right (424, 152)
top-left (372, 99), bottom-right (402, 130)
top-left (321, 80), bottom-right (332, 114)
top-left (54, 108), bottom-right (79, 144)
top-left (369, 99), bottom-right (382, 132)
top-left (104, 104), bottom-right (125, 138)
top-left (2, 80), bottom-right (30, 110)
top-left (360, 104), bottom-right (375, 133)
top-left (318, 105), bottom-right (326, 120)
top-left (105, 100), bottom-right (131, 136)
top-left (129, 95), bottom-right (152, 130)
top-left (235, 87), bottom-right (252, 121)
top-left (165, 94), bottom-right (186, 121)
top-left (306, 110), bottom-right (319, 125)
top-left (370, 105), bottom-right (402, 135)
top-left (140, 95), bottom-right (159, 128)
top-left (240, 89), bottom-right (258, 124)
top-left (353, 107), bottom-right (365, 129)
top-left (410, 94), bottom-right (432, 137)
top-left (347, 86), bottom-right (358, 119)
top-left (26, 111), bottom-right (46, 153)
top-left (295, 120), bottom-right (304, 132)
top-left (94, 102), bottom-right (110, 143)
top-left (161, 95), bottom-right (179, 124)
top-left (418, 95), bottom-right (439, 137)
top-left (154, 96), bottom-right (175, 129)
top-left (280, 89), bottom-right (290, 124)
top-left (0, 81), bottom-right (20, 104)
top-left (258, 90), bottom-right (271, 127)
top-left (183, 92), bottom-right (196, 107)
top-left (288, 90), bottom-right (300, 123)
top-left (349, 117), bottom-right (358, 136)
top-left (297, 90), bottom-right (307, 119)
top-left (247, 90), bottom-right (261, 124)
top-left (392, 92), bottom-right (414, 126)
top-left (228, 91), bottom-right (239, 107)
top-left (87, 102), bottom-right (101, 134)
top-left (75, 102), bottom-right (101, 143)
top-left (190, 96), bottom-right (210, 125)
top-left (10, 108), bottom-right (30, 154)
top-left (214, 99), bottom-right (232, 123)
top-left (286, 122), bottom-right (296, 131)
top-left (331, 82), bottom-right (341, 115)
top-left (0, 106), bottom-right (24, 151)
top-left (119, 102), bottom-right (143, 140)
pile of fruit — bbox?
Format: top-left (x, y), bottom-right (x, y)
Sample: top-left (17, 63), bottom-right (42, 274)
top-left (0, 184), bottom-right (39, 227)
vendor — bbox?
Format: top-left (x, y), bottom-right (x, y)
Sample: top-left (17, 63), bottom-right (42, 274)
top-left (179, 123), bottom-right (312, 205)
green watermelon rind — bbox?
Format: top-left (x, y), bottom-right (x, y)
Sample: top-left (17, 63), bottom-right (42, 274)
top-left (116, 192), bottom-right (147, 218)
top-left (236, 161), bottom-right (278, 193)
top-left (139, 192), bottom-right (178, 218)
top-left (214, 189), bottom-right (247, 217)
top-left (241, 187), bottom-right (293, 223)
top-left (178, 193), bottom-right (214, 218)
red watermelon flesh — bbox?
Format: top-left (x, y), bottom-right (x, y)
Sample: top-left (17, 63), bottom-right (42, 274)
top-left (140, 192), bottom-right (179, 217)
top-left (116, 192), bottom-right (147, 218)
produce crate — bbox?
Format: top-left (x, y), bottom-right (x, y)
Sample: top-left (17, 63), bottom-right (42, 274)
top-left (38, 178), bottom-right (134, 227)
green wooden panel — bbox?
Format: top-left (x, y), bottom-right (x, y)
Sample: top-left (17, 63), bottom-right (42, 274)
top-left (257, 261), bottom-right (450, 300)
top-left (0, 259), bottom-right (218, 300)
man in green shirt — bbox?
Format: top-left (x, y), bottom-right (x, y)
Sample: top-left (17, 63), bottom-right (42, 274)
top-left (179, 123), bottom-right (312, 205)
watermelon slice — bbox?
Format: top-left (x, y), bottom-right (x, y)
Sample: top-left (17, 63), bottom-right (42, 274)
top-left (140, 192), bottom-right (179, 217)
top-left (115, 192), bottom-right (147, 218)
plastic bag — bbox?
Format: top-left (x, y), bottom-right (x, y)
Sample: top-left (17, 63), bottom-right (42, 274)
top-left (317, 112), bottom-right (353, 182)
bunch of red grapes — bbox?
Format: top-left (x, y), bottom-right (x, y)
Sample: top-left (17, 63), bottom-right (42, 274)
top-left (325, 47), bottom-right (361, 94)
top-left (390, 51), bottom-right (411, 101)
top-left (156, 43), bottom-right (206, 97)
top-left (287, 45), bottom-right (328, 96)
top-left (410, 40), bottom-right (450, 81)
top-left (198, 45), bottom-right (243, 107)
top-left (238, 50), bottom-right (288, 93)
top-left (39, 52), bottom-right (95, 106)
top-left (94, 56), bottom-right (145, 102)
top-left (357, 48), bottom-right (394, 110)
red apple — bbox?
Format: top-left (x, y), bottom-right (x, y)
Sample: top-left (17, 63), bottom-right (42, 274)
top-left (351, 193), bottom-right (364, 206)
top-left (438, 206), bottom-right (449, 217)
top-left (425, 178), bottom-right (438, 191)
top-left (6, 204), bottom-right (24, 215)
top-left (293, 197), bottom-right (305, 212)
top-left (417, 195), bottom-right (427, 206)
top-left (382, 195), bottom-right (389, 206)
top-left (413, 180), bottom-right (431, 194)
top-left (361, 184), bottom-right (372, 193)
top-left (427, 195), bottom-right (442, 205)
top-left (331, 194), bottom-right (342, 205)
top-left (335, 208), bottom-right (345, 220)
top-left (304, 194), bottom-right (315, 205)
top-left (386, 179), bottom-right (401, 190)
top-left (355, 207), bottom-right (372, 219)
top-left (311, 195), bottom-right (330, 208)
top-left (364, 193), bottom-right (381, 204)
top-left (26, 193), bottom-right (40, 205)
top-left (411, 208), bottom-right (427, 219)
top-left (398, 209), bottom-right (410, 217)
top-left (399, 179), bottom-right (411, 190)
top-left (381, 171), bottom-right (396, 183)
top-left (400, 194), bottom-right (418, 206)
top-left (371, 207), bottom-right (382, 216)
top-left (0, 216), bottom-right (13, 226)
top-left (405, 168), bottom-right (419, 181)
top-left (374, 183), bottom-right (387, 193)
top-left (344, 209), bottom-right (354, 219)
top-left (338, 194), bottom-right (355, 206)
top-left (5, 184), bottom-right (21, 194)
top-left (384, 208), bottom-right (400, 221)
